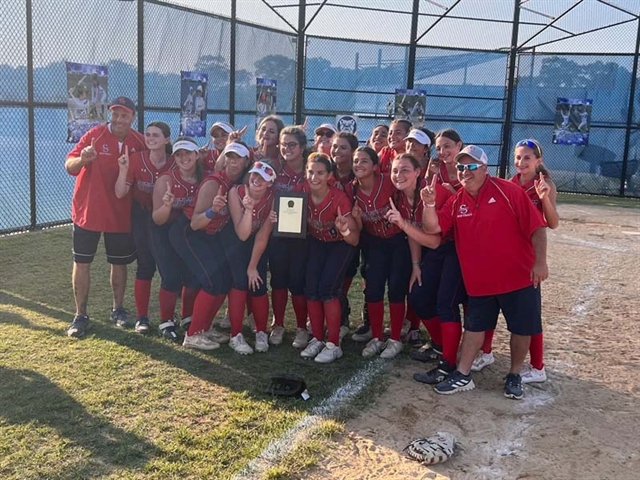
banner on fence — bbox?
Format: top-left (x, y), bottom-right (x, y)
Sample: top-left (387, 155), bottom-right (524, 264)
top-left (394, 89), bottom-right (426, 126)
top-left (256, 77), bottom-right (277, 127)
top-left (552, 97), bottom-right (592, 146)
top-left (335, 114), bottom-right (358, 135)
top-left (180, 71), bottom-right (208, 137)
top-left (66, 62), bottom-right (108, 143)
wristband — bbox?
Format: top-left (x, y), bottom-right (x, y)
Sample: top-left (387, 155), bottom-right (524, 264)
top-left (412, 261), bottom-right (420, 267)
top-left (205, 208), bottom-right (215, 219)
top-left (340, 228), bottom-right (351, 237)
top-left (425, 203), bottom-right (436, 208)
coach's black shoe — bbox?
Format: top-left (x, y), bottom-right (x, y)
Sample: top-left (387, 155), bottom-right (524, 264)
top-left (67, 315), bottom-right (90, 338)
top-left (410, 343), bottom-right (442, 363)
top-left (110, 307), bottom-right (131, 328)
top-left (135, 316), bottom-right (151, 334)
top-left (414, 360), bottom-right (456, 385)
top-left (158, 320), bottom-right (179, 343)
top-left (434, 370), bottom-right (475, 395)
top-left (503, 373), bottom-right (524, 400)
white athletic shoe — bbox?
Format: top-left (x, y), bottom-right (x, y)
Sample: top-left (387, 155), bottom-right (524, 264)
top-left (471, 351), bottom-right (495, 372)
top-left (269, 325), bottom-right (285, 345)
top-left (352, 324), bottom-right (373, 342)
top-left (205, 327), bottom-right (230, 344)
top-left (306, 320), bottom-right (313, 334)
top-left (183, 332), bottom-right (220, 351)
top-left (255, 331), bottom-right (269, 353)
top-left (339, 325), bottom-right (349, 344)
top-left (384, 319), bottom-right (411, 338)
top-left (301, 337), bottom-right (325, 359)
top-left (292, 328), bottom-right (310, 349)
top-left (380, 338), bottom-right (403, 359)
top-left (520, 364), bottom-right (547, 384)
top-left (362, 338), bottom-right (385, 358)
top-left (230, 333), bottom-right (253, 355)
top-left (217, 310), bottom-right (231, 329)
top-left (315, 342), bottom-right (343, 364)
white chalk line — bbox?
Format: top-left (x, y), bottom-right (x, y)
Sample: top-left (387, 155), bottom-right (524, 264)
top-left (549, 232), bottom-right (628, 253)
top-left (232, 359), bottom-right (386, 480)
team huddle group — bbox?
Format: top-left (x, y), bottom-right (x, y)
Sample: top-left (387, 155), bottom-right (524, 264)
top-left (64, 96), bottom-right (558, 400)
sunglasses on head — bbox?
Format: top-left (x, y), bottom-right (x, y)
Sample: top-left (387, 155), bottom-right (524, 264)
top-left (455, 163), bottom-right (483, 172)
top-left (317, 131), bottom-right (334, 138)
top-left (516, 139), bottom-right (542, 156)
top-left (254, 162), bottom-right (274, 176)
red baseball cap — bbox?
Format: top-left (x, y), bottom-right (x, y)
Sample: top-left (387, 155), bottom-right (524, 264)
top-left (109, 96), bottom-right (136, 114)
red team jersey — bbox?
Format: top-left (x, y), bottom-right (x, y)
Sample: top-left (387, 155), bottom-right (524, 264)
top-left (159, 169), bottom-right (199, 223)
top-left (437, 161), bottom-right (462, 191)
top-left (183, 170), bottom-right (234, 234)
top-left (126, 151), bottom-right (175, 210)
top-left (200, 149), bottom-right (221, 177)
top-left (378, 146), bottom-right (402, 175)
top-left (235, 184), bottom-right (274, 236)
top-left (346, 174), bottom-right (401, 239)
top-left (274, 162), bottom-right (306, 192)
top-left (511, 174), bottom-right (544, 215)
top-left (437, 175), bottom-right (546, 297)
top-left (67, 124), bottom-right (146, 233)
top-left (301, 183), bottom-right (353, 242)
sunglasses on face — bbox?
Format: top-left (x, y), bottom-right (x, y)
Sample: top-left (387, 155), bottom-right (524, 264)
top-left (282, 142), bottom-right (299, 149)
top-left (516, 139), bottom-right (542, 156)
top-left (455, 163), bottom-right (483, 172)
top-left (317, 131), bottom-right (334, 138)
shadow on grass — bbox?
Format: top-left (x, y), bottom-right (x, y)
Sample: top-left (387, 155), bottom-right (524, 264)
top-left (0, 366), bottom-right (163, 479)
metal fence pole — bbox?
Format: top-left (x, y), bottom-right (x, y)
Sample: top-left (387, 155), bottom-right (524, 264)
top-left (499, 0), bottom-right (521, 179)
top-left (406, 0), bottom-right (420, 89)
top-left (137, 0), bottom-right (145, 130)
top-left (295, 1), bottom-right (305, 124)
top-left (620, 17), bottom-right (640, 196)
top-left (26, 0), bottom-right (36, 229)
top-left (229, 0), bottom-right (237, 125)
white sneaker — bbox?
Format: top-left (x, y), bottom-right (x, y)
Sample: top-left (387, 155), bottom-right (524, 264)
top-left (352, 324), bottom-right (373, 342)
top-left (471, 351), bottom-right (495, 372)
top-left (255, 331), bottom-right (269, 353)
top-left (384, 319), bottom-right (411, 338)
top-left (362, 338), bottom-right (385, 358)
top-left (380, 338), bottom-right (403, 359)
top-left (292, 328), bottom-right (310, 349)
top-left (269, 325), bottom-right (285, 345)
top-left (217, 310), bottom-right (231, 329)
top-left (183, 332), bottom-right (220, 351)
top-left (521, 364), bottom-right (547, 384)
top-left (306, 319), bottom-right (313, 334)
top-left (230, 333), bottom-right (253, 355)
top-left (301, 337), bottom-right (325, 359)
top-left (315, 342), bottom-right (343, 364)
top-left (339, 325), bottom-right (349, 344)
top-left (205, 327), bottom-right (230, 344)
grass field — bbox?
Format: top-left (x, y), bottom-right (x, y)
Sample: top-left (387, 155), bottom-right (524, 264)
top-left (0, 227), bottom-right (385, 480)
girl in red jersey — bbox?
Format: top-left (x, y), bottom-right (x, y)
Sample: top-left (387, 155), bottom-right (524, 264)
top-left (347, 146), bottom-right (410, 359)
top-left (224, 161), bottom-right (277, 354)
top-left (378, 119), bottom-right (411, 174)
top-left (298, 153), bottom-right (359, 363)
top-left (115, 121), bottom-right (174, 334)
top-left (199, 121), bottom-right (234, 176)
top-left (473, 138), bottom-right (558, 383)
top-left (430, 129), bottom-right (463, 193)
top-left (367, 124), bottom-right (389, 153)
top-left (313, 123), bottom-right (336, 156)
top-left (404, 128), bottom-right (435, 178)
top-left (254, 115), bottom-right (285, 166)
top-left (150, 137), bottom-right (202, 342)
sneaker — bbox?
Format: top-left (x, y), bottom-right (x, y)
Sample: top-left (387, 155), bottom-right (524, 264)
top-left (362, 338), bottom-right (385, 358)
top-left (255, 331), bottom-right (269, 353)
top-left (434, 370), bottom-right (475, 395)
top-left (315, 342), bottom-right (343, 364)
top-left (471, 351), bottom-right (495, 372)
top-left (504, 373), bottom-right (524, 400)
top-left (414, 360), bottom-right (456, 385)
top-left (134, 316), bottom-right (151, 334)
top-left (406, 329), bottom-right (422, 348)
top-left (352, 323), bottom-right (372, 342)
top-left (292, 328), bottom-right (310, 349)
top-left (180, 316), bottom-right (192, 332)
top-left (269, 325), bottom-right (285, 346)
top-left (384, 319), bottom-right (411, 338)
top-left (159, 320), bottom-right (179, 342)
top-left (217, 311), bottom-right (231, 329)
top-left (301, 337), bottom-right (325, 359)
top-left (183, 332), bottom-right (220, 351)
top-left (339, 325), bottom-right (349, 344)
top-left (205, 327), bottom-right (230, 344)
top-left (409, 343), bottom-right (442, 363)
top-left (306, 319), bottom-right (313, 334)
top-left (230, 333), bottom-right (253, 355)
top-left (380, 338), bottom-right (403, 359)
top-left (521, 364), bottom-right (547, 384)
top-left (110, 307), bottom-right (131, 328)
top-left (67, 315), bottom-right (89, 338)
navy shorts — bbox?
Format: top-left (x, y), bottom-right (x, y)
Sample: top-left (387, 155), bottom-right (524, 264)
top-left (72, 224), bottom-right (136, 265)
top-left (464, 285), bottom-right (542, 336)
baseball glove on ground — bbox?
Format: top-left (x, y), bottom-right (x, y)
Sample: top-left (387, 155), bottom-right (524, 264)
top-left (404, 431), bottom-right (456, 465)
top-left (267, 373), bottom-right (307, 398)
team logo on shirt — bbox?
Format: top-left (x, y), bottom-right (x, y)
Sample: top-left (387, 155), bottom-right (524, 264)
top-left (102, 144), bottom-right (109, 153)
top-left (457, 204), bottom-right (472, 218)
top-left (488, 197), bottom-right (496, 204)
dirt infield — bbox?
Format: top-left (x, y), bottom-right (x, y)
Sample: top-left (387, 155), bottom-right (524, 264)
top-left (306, 203), bottom-right (640, 480)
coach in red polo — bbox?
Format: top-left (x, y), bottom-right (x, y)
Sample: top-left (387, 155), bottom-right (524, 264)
top-left (421, 145), bottom-right (548, 399)
top-left (65, 96), bottom-right (146, 338)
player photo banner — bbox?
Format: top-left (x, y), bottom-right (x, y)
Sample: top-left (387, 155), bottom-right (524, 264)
top-left (336, 115), bottom-right (358, 135)
top-left (395, 89), bottom-right (426, 126)
top-left (180, 71), bottom-right (208, 137)
top-left (66, 62), bottom-right (108, 143)
top-left (256, 78), bottom-right (277, 127)
top-left (552, 97), bottom-right (592, 146)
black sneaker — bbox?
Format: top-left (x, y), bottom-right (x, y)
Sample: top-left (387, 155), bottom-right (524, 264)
top-left (135, 316), bottom-right (151, 334)
top-left (159, 320), bottom-right (179, 343)
top-left (67, 315), bottom-right (90, 338)
top-left (406, 329), bottom-right (423, 348)
top-left (414, 360), bottom-right (456, 385)
top-left (180, 316), bottom-right (192, 332)
top-left (110, 307), bottom-right (131, 328)
top-left (504, 373), bottom-right (524, 400)
top-left (409, 343), bottom-right (442, 363)
top-left (339, 294), bottom-right (350, 328)
top-left (434, 370), bottom-right (475, 395)
top-left (351, 322), bottom-right (372, 342)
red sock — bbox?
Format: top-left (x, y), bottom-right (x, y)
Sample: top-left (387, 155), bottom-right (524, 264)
top-left (158, 288), bottom-right (178, 321)
top-left (291, 294), bottom-right (308, 329)
top-left (389, 302), bottom-right (406, 341)
top-left (180, 287), bottom-right (199, 319)
top-left (134, 279), bottom-right (152, 318)
top-left (441, 322), bottom-right (462, 366)
top-left (342, 277), bottom-right (353, 295)
top-left (421, 316), bottom-right (442, 346)
top-left (246, 296), bottom-right (252, 316)
top-left (368, 301), bottom-right (385, 341)
top-left (188, 291), bottom-right (225, 335)
top-left (482, 329), bottom-right (495, 354)
top-left (307, 300), bottom-right (324, 341)
top-left (529, 333), bottom-right (544, 370)
top-left (406, 306), bottom-right (420, 330)
top-left (228, 288), bottom-right (247, 336)
top-left (251, 294), bottom-right (269, 333)
top-left (324, 298), bottom-right (341, 345)
top-left (271, 289), bottom-right (288, 326)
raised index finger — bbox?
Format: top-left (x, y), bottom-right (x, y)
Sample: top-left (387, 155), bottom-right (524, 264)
top-left (337, 206), bottom-right (342, 217)
top-left (124, 145), bottom-right (129, 157)
top-left (90, 137), bottom-right (96, 148)
top-left (388, 197), bottom-right (397, 210)
top-left (430, 173), bottom-right (438, 188)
